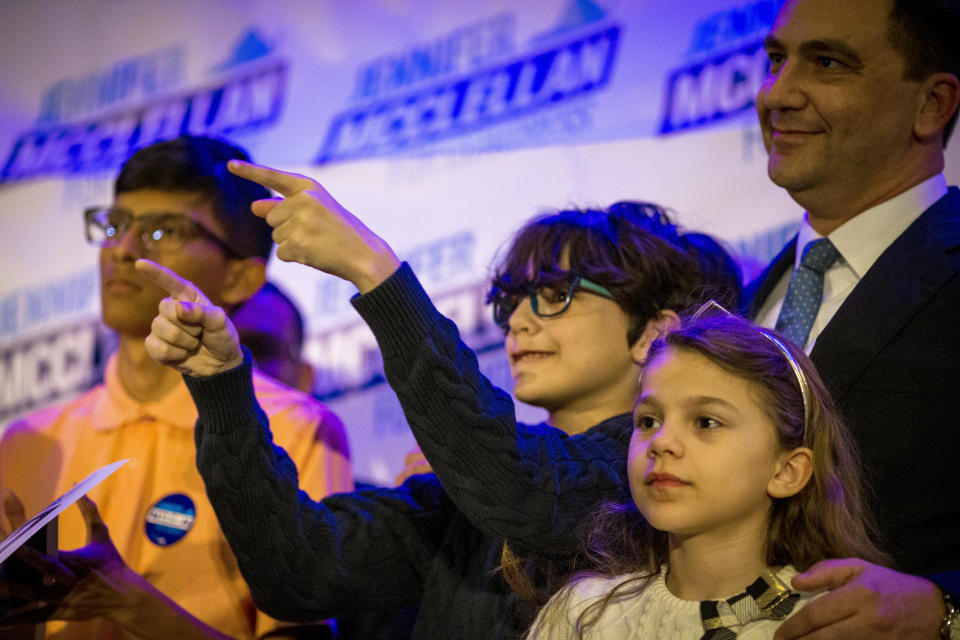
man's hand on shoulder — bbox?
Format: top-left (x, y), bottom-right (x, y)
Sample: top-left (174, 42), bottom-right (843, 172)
top-left (774, 558), bottom-right (944, 639)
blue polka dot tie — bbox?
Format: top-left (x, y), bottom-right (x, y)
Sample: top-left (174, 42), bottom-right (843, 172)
top-left (775, 238), bottom-right (841, 348)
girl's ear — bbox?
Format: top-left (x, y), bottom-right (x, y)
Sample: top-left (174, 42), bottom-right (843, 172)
top-left (630, 310), bottom-right (680, 363)
top-left (767, 447), bottom-right (813, 499)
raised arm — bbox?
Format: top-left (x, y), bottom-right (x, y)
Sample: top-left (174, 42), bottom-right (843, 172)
top-left (222, 163), bottom-right (633, 553)
top-left (226, 160), bottom-right (400, 294)
top-left (182, 356), bottom-right (456, 619)
top-left (351, 263), bottom-right (632, 553)
top-left (138, 260), bottom-right (457, 618)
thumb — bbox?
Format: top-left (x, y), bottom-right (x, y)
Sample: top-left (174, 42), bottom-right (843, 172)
top-left (2, 487), bottom-right (26, 533)
top-left (251, 197), bottom-right (284, 220)
top-left (176, 301), bottom-right (233, 338)
top-left (174, 300), bottom-right (211, 326)
top-left (76, 495), bottom-right (110, 545)
top-left (791, 559), bottom-right (863, 591)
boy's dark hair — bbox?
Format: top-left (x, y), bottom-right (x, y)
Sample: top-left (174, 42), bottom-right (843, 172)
top-left (115, 135), bottom-right (273, 259)
top-left (673, 232), bottom-right (742, 310)
top-left (888, 0), bottom-right (960, 143)
top-left (489, 202), bottom-right (739, 345)
top-left (494, 203), bottom-right (740, 608)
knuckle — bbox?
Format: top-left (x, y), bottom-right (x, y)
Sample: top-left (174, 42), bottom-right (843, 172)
top-left (144, 338), bottom-right (166, 362)
top-left (870, 604), bottom-right (897, 630)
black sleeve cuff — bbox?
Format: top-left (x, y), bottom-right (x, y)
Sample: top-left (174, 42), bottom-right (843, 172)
top-left (181, 348), bottom-right (262, 434)
top-left (350, 262), bottom-right (443, 357)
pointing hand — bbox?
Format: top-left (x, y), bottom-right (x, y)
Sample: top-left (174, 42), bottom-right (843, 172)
top-left (227, 160), bottom-right (400, 293)
top-left (136, 259), bottom-right (243, 377)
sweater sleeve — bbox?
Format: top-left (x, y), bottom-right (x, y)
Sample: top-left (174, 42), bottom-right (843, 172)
top-left (351, 263), bottom-right (632, 555)
top-left (183, 352), bottom-right (458, 621)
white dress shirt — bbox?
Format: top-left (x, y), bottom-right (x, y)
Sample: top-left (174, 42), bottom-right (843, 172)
top-left (754, 174), bottom-right (948, 352)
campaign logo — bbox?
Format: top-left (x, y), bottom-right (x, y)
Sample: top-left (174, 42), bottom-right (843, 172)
top-left (685, 0), bottom-right (782, 58)
top-left (37, 46), bottom-right (184, 126)
top-left (659, 40), bottom-right (769, 135)
top-left (658, 0), bottom-right (781, 135)
top-left (309, 279), bottom-right (496, 400)
top-left (307, 229), bottom-right (483, 397)
top-left (2, 29), bottom-right (287, 183)
top-left (145, 494), bottom-right (196, 546)
top-left (0, 321), bottom-right (100, 422)
top-left (317, 1), bottom-right (620, 164)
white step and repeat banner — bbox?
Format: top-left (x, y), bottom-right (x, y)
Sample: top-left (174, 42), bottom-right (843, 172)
top-left (3, 0), bottom-right (958, 483)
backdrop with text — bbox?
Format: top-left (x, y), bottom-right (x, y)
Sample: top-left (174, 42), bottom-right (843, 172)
top-left (3, 0), bottom-right (957, 483)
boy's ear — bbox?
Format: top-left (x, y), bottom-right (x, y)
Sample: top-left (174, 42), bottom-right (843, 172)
top-left (219, 257), bottom-right (267, 307)
top-left (630, 310), bottom-right (680, 363)
top-left (767, 447), bottom-right (813, 499)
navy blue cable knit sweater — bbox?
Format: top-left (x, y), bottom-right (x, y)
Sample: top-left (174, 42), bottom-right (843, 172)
top-left (184, 264), bottom-right (632, 638)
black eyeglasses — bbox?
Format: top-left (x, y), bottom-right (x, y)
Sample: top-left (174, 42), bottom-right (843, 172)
top-left (83, 206), bottom-right (240, 257)
top-left (490, 275), bottom-right (616, 330)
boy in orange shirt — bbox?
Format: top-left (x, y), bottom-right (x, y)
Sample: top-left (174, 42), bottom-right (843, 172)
top-left (0, 136), bottom-right (352, 640)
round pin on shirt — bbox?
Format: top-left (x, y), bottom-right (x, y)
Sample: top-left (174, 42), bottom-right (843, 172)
top-left (145, 494), bottom-right (196, 546)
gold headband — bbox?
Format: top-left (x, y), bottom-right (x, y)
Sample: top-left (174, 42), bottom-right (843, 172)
top-left (689, 301), bottom-right (811, 433)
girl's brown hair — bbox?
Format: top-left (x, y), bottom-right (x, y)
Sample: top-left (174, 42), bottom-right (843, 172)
top-left (531, 313), bottom-right (890, 637)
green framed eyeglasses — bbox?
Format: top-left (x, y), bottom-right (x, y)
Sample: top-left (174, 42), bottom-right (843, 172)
top-left (491, 276), bottom-right (615, 330)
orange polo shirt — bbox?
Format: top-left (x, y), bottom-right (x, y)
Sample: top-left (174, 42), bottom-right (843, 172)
top-left (0, 354), bottom-right (353, 640)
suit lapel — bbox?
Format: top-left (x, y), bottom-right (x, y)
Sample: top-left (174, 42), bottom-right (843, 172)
top-left (743, 236), bottom-right (797, 319)
top-left (810, 188), bottom-right (960, 398)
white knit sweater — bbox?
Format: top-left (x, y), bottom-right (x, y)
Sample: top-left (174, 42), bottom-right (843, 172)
top-left (529, 565), bottom-right (822, 639)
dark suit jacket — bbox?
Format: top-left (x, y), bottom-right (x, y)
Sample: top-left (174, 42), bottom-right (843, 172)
top-left (745, 187), bottom-right (960, 583)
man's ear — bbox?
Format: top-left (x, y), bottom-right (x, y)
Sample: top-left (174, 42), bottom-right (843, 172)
top-left (915, 72), bottom-right (960, 143)
top-left (220, 257), bottom-right (267, 307)
top-left (767, 447), bottom-right (813, 499)
top-left (630, 310), bottom-right (680, 363)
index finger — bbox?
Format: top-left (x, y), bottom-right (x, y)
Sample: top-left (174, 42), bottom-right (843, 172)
top-left (134, 259), bottom-right (211, 305)
top-left (790, 558), bottom-right (863, 592)
top-left (227, 160), bottom-right (317, 197)
top-left (773, 586), bottom-right (858, 639)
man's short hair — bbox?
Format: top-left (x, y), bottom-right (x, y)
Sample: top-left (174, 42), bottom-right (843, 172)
top-left (114, 135), bottom-right (274, 260)
top-left (888, 0), bottom-right (960, 144)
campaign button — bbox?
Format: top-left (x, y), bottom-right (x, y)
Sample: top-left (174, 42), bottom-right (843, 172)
top-left (145, 494), bottom-right (196, 546)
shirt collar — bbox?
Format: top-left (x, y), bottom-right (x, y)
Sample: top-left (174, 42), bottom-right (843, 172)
top-left (90, 352), bottom-right (198, 431)
top-left (795, 174), bottom-right (947, 277)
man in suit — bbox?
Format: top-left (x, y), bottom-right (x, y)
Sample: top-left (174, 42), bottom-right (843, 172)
top-left (744, 0), bottom-right (960, 638)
